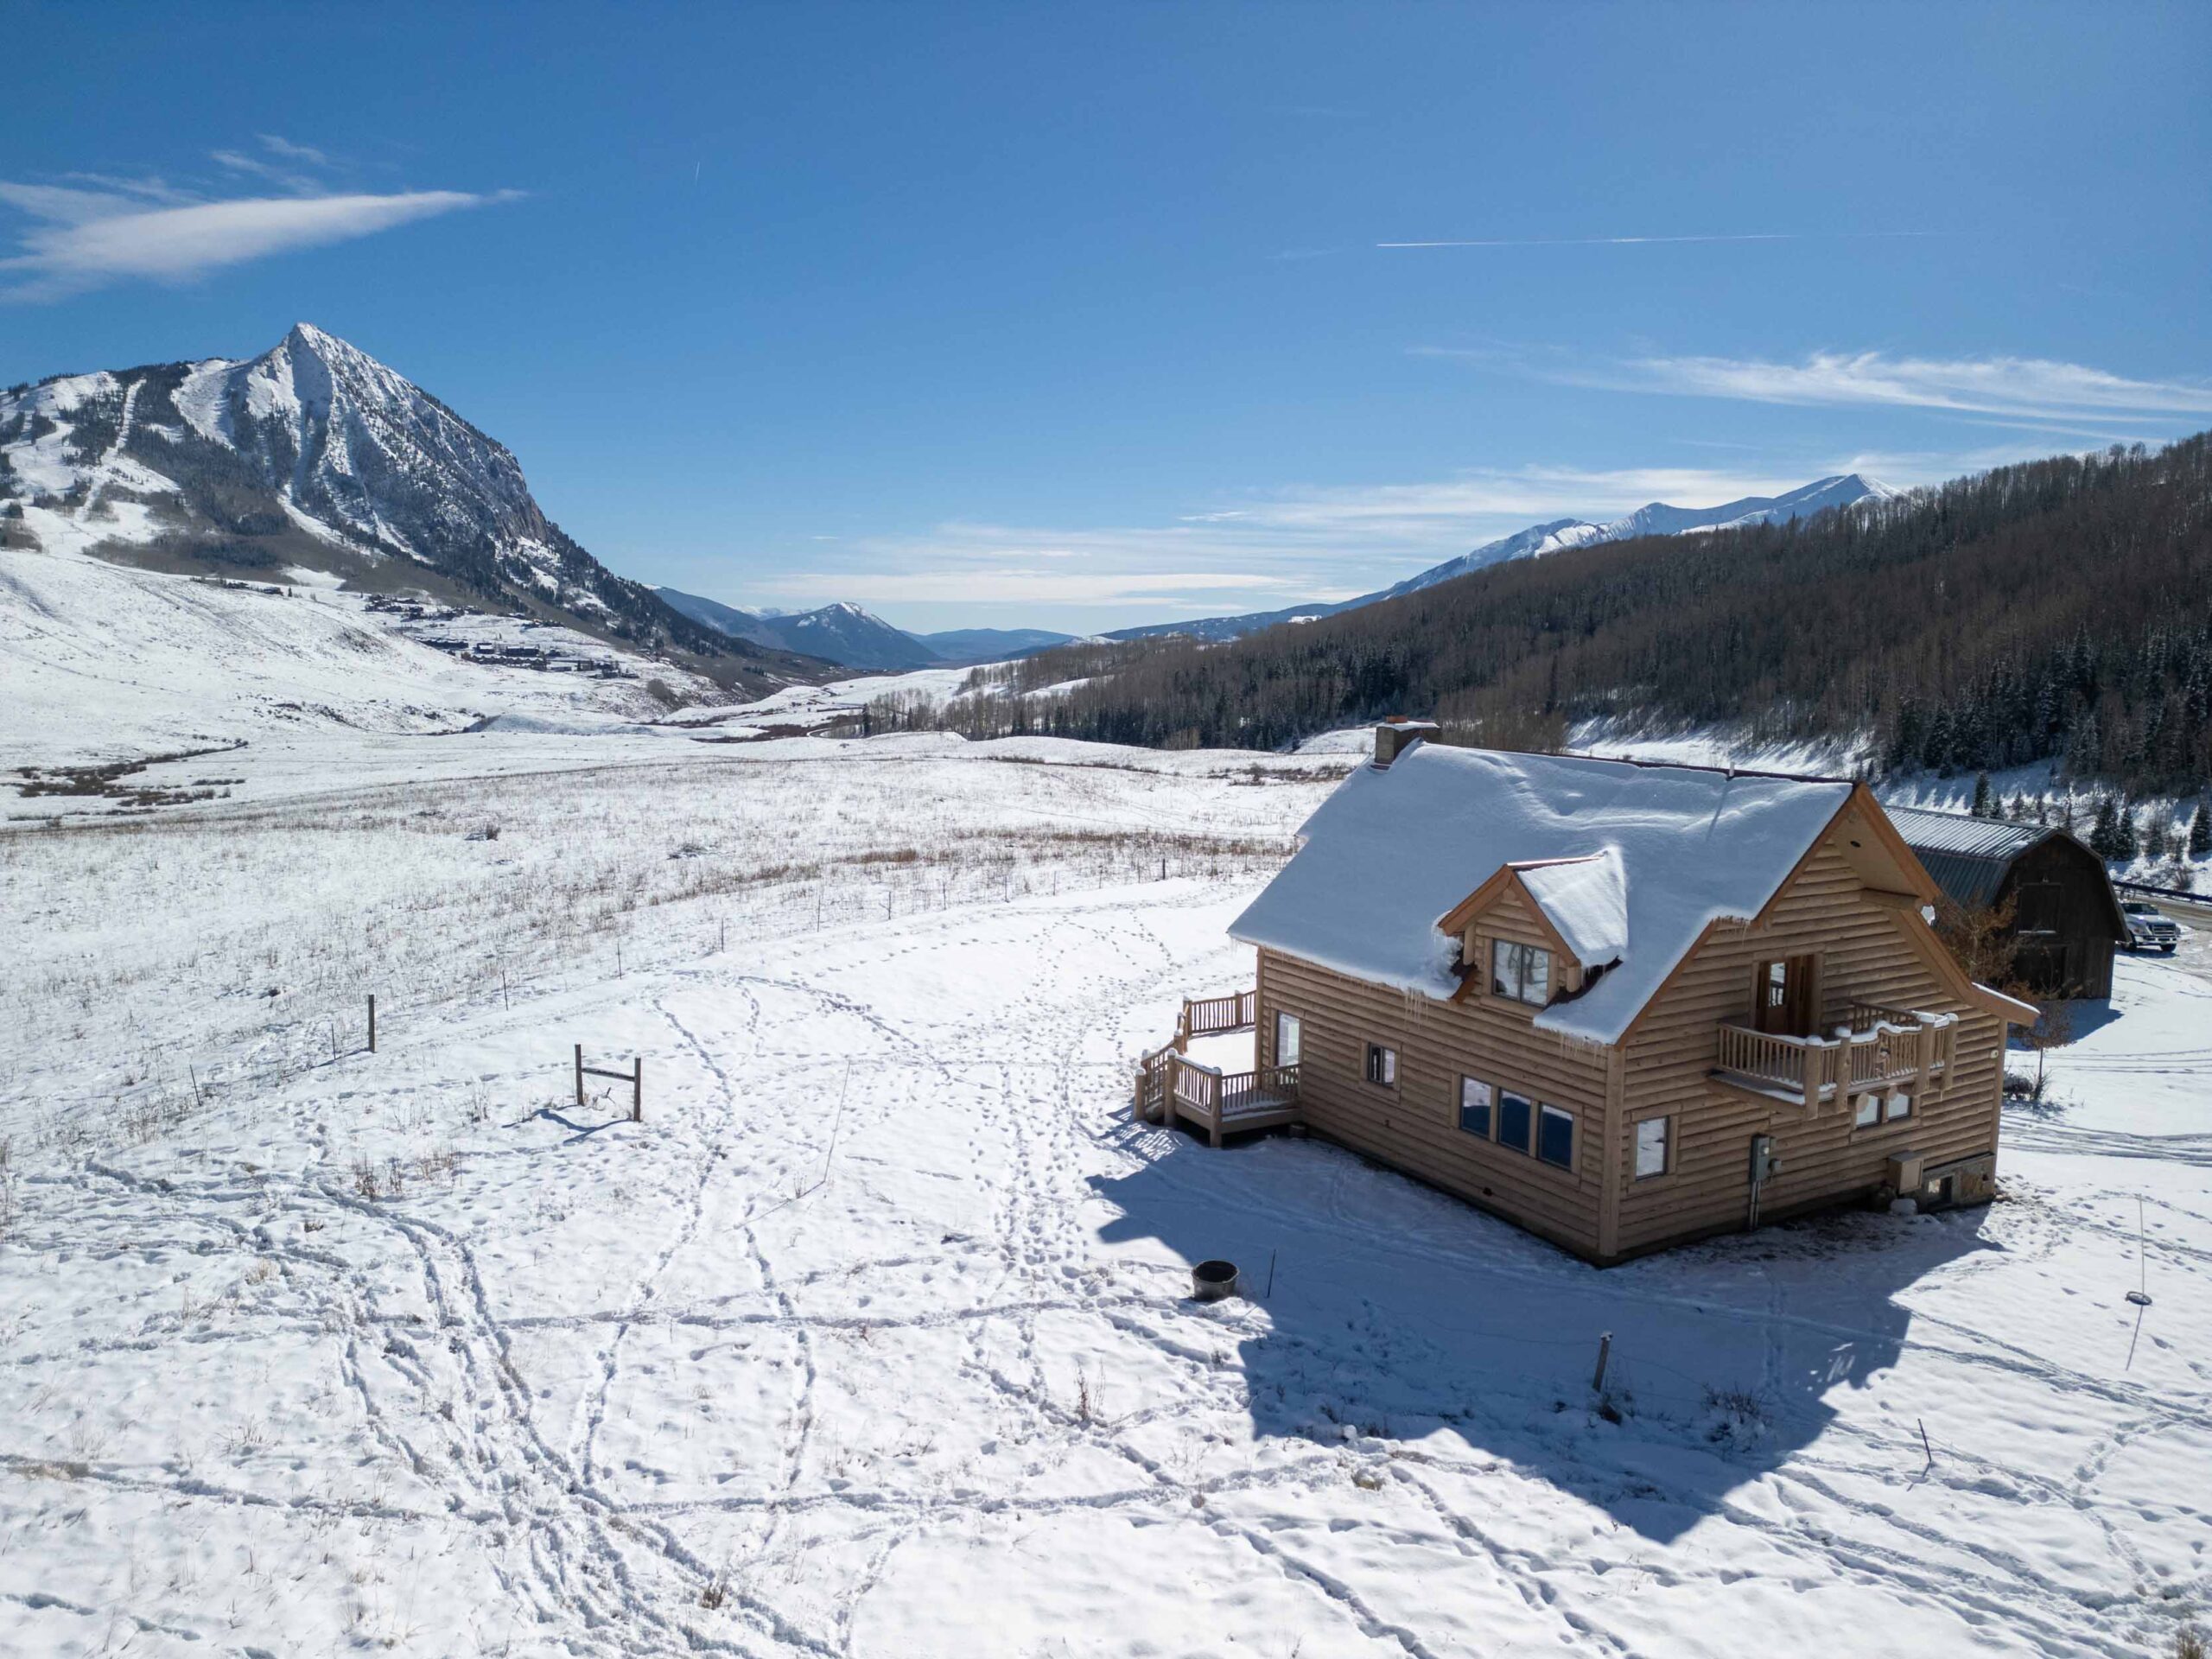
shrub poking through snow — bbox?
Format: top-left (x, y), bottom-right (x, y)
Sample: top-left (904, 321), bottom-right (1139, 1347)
top-left (1701, 1385), bottom-right (1770, 1452)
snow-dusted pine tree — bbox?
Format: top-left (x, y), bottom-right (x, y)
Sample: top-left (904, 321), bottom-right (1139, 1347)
top-left (2116, 802), bottom-right (2141, 861)
top-left (2088, 795), bottom-right (2122, 859)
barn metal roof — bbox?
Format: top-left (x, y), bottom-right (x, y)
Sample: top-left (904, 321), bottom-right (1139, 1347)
top-left (1881, 804), bottom-right (2129, 938)
top-left (1883, 805), bottom-right (2050, 860)
top-left (1884, 805), bottom-right (2050, 908)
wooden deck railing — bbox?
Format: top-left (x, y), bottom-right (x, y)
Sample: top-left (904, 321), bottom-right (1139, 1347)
top-left (1714, 1007), bottom-right (1958, 1111)
top-left (1177, 989), bottom-right (1257, 1046)
top-left (1132, 988), bottom-right (1300, 1145)
top-left (1160, 1054), bottom-right (1301, 1146)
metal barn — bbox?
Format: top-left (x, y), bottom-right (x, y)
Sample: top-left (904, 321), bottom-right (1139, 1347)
top-left (1886, 806), bottom-right (2126, 999)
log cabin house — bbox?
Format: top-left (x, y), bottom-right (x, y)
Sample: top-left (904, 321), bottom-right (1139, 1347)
top-left (1134, 721), bottom-right (2037, 1265)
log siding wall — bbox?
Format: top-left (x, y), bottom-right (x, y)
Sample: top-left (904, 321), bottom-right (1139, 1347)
top-left (1614, 838), bottom-right (2003, 1258)
top-left (1251, 828), bottom-right (2005, 1265)
top-left (1257, 931), bottom-right (1611, 1259)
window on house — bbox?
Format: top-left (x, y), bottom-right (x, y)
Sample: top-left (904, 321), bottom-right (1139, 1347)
top-left (1854, 1092), bottom-right (1881, 1128)
top-left (1634, 1116), bottom-right (1670, 1179)
top-left (1490, 939), bottom-right (1553, 1005)
top-left (1274, 1011), bottom-right (1302, 1068)
top-left (1498, 1090), bottom-right (1533, 1153)
top-left (1458, 1077), bottom-right (1493, 1137)
top-left (1885, 1090), bottom-right (1912, 1121)
top-left (1537, 1103), bottom-right (1575, 1169)
top-left (1364, 1044), bottom-right (1397, 1087)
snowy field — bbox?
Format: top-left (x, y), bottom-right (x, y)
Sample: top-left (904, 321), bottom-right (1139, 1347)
top-left (0, 716), bottom-right (2207, 1658)
top-left (2, 536), bottom-right (2209, 1659)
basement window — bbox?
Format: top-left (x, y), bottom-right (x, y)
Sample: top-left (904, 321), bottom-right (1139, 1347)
top-left (1458, 1076), bottom-right (1494, 1138)
top-left (1498, 1090), bottom-right (1534, 1154)
top-left (1854, 1092), bottom-right (1881, 1128)
top-left (1634, 1116), bottom-right (1671, 1179)
top-left (1537, 1104), bottom-right (1575, 1169)
top-left (1491, 939), bottom-right (1554, 1006)
top-left (1885, 1090), bottom-right (1913, 1122)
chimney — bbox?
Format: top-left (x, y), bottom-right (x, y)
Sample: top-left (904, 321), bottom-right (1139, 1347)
top-left (1372, 717), bottom-right (1440, 769)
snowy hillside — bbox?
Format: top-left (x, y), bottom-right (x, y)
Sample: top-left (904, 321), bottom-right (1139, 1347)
top-left (0, 544), bottom-right (741, 770)
top-left (1375, 472), bottom-right (1900, 602)
top-left (774, 600), bottom-right (940, 670)
top-left (0, 711), bottom-right (2207, 1657)
top-left (0, 325), bottom-right (791, 674)
top-left (1108, 473), bottom-right (1898, 643)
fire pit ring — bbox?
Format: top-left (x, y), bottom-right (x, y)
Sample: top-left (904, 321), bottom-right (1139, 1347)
top-left (1191, 1259), bottom-right (1240, 1302)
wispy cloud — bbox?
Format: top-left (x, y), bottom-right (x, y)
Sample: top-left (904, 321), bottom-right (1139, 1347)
top-left (0, 137), bottom-right (513, 301)
top-left (1430, 345), bottom-right (2212, 426)
top-left (210, 149), bottom-right (321, 194)
top-left (760, 561), bottom-right (1314, 608)
top-left (1380, 232), bottom-right (1941, 250)
top-left (256, 134), bottom-right (331, 167)
top-left (1613, 349), bottom-right (2212, 422)
top-left (754, 462), bottom-right (1872, 619)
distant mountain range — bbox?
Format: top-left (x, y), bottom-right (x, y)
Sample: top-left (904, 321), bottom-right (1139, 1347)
top-left (1103, 473), bottom-right (1899, 644)
top-left (0, 322), bottom-right (1902, 682)
top-left (0, 323), bottom-right (810, 691)
top-left (660, 475), bottom-right (1895, 670)
top-left (655, 588), bottom-right (1074, 672)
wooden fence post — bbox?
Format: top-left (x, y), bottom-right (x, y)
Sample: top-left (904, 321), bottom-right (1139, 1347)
top-left (632, 1057), bottom-right (643, 1123)
top-left (367, 994), bottom-right (377, 1054)
top-left (575, 1044), bottom-right (584, 1109)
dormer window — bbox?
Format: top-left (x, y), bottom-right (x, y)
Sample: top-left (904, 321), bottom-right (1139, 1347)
top-left (1491, 939), bottom-right (1553, 1005)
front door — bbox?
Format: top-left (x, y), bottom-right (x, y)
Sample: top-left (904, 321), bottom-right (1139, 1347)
top-left (1754, 954), bottom-right (1820, 1037)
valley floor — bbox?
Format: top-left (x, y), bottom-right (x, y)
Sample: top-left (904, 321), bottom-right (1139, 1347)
top-left (0, 727), bottom-right (2207, 1658)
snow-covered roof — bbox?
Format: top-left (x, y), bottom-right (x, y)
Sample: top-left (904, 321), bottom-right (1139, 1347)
top-left (1228, 743), bottom-right (1853, 1046)
top-left (1516, 849), bottom-right (1629, 968)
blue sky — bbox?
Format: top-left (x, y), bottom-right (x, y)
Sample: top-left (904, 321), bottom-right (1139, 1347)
top-left (4, 3), bottom-right (2209, 633)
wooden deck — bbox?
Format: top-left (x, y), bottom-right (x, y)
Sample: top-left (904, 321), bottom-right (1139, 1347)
top-left (1712, 1001), bottom-right (1959, 1111)
top-left (1131, 988), bottom-right (1300, 1146)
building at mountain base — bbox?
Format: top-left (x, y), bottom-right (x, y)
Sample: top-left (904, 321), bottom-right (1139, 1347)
top-left (1136, 722), bottom-right (2037, 1265)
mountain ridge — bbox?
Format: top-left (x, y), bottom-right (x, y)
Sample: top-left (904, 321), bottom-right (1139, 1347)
top-left (656, 588), bottom-right (945, 671)
top-left (921, 436), bottom-right (2212, 797)
top-left (1104, 473), bottom-right (1898, 644)
top-left (656, 587), bottom-right (1077, 670)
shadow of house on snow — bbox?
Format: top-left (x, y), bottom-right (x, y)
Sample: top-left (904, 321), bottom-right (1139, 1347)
top-left (1093, 1123), bottom-right (2003, 1545)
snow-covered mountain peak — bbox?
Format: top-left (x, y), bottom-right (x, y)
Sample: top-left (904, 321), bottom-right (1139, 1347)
top-left (656, 588), bottom-right (945, 671)
top-left (2, 327), bottom-right (779, 674)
